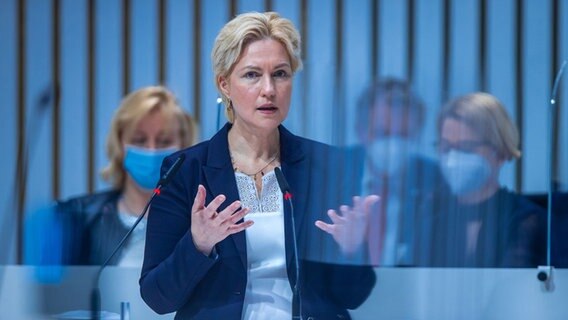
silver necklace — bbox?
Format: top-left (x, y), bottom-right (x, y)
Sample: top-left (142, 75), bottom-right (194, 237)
top-left (231, 152), bottom-right (280, 180)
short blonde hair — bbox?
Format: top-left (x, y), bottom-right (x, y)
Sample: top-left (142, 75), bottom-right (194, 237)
top-left (438, 92), bottom-right (521, 160)
top-left (211, 11), bottom-right (302, 122)
top-left (101, 86), bottom-right (198, 188)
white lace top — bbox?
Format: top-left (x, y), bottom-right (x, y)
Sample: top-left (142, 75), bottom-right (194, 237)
top-left (236, 170), bottom-right (293, 320)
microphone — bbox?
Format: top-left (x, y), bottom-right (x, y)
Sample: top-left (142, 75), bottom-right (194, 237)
top-left (274, 167), bottom-right (302, 319)
top-left (90, 154), bottom-right (186, 320)
top-left (158, 153), bottom-right (186, 187)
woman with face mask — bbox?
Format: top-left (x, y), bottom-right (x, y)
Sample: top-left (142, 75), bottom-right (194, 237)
top-left (418, 93), bottom-right (546, 268)
top-left (50, 86), bottom-right (197, 266)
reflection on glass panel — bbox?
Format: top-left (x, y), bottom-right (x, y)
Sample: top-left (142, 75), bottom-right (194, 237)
top-left (357, 81), bottom-right (547, 268)
top-left (549, 61), bottom-right (568, 269)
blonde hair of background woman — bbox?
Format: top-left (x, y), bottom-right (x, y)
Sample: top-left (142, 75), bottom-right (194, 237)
top-left (437, 92), bottom-right (521, 161)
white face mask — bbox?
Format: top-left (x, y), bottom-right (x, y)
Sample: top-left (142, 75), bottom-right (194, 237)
top-left (440, 149), bottom-right (492, 195)
top-left (366, 136), bottom-right (414, 176)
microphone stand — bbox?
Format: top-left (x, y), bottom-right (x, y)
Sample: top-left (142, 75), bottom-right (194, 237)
top-left (90, 189), bottom-right (158, 320)
top-left (90, 154), bottom-right (185, 319)
top-left (538, 59), bottom-right (566, 290)
top-left (274, 167), bottom-right (303, 320)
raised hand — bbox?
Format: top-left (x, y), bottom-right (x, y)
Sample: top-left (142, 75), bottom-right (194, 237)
top-left (315, 195), bottom-right (380, 255)
top-left (190, 184), bottom-right (253, 255)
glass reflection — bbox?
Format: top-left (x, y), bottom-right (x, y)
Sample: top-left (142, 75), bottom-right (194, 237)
top-left (415, 93), bottom-right (547, 267)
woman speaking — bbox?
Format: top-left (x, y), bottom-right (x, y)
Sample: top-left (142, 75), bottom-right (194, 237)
top-left (140, 12), bottom-right (377, 319)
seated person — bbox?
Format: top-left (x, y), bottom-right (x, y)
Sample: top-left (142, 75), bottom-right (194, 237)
top-left (354, 78), bottom-right (446, 266)
top-left (551, 191), bottom-right (568, 267)
top-left (416, 92), bottom-right (546, 267)
top-left (27, 86), bottom-right (197, 266)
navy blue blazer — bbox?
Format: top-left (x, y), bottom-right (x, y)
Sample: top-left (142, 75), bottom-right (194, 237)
top-left (140, 124), bottom-right (376, 319)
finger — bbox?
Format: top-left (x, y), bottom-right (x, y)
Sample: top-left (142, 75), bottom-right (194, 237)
top-left (315, 220), bottom-right (335, 234)
top-left (191, 185), bottom-right (206, 214)
top-left (216, 200), bottom-right (242, 221)
top-left (227, 220), bottom-right (254, 234)
top-left (328, 209), bottom-right (346, 224)
top-left (352, 196), bottom-right (362, 209)
top-left (204, 194), bottom-right (227, 218)
top-left (226, 207), bottom-right (250, 225)
top-left (363, 195), bottom-right (381, 212)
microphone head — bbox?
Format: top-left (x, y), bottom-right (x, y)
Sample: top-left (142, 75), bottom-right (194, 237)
top-left (274, 167), bottom-right (291, 194)
top-left (158, 153), bottom-right (186, 186)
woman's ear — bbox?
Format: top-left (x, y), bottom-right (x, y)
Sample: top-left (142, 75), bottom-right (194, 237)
top-left (218, 76), bottom-right (230, 97)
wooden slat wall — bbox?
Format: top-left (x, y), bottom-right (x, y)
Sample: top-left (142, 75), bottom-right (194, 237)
top-left (0, 0), bottom-right (566, 263)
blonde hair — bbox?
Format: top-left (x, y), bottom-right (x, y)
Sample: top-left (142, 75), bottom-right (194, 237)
top-left (438, 92), bottom-right (521, 160)
top-left (101, 86), bottom-right (198, 188)
top-left (211, 11), bottom-right (302, 122)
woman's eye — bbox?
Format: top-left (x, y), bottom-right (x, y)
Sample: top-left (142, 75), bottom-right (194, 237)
top-left (130, 138), bottom-right (146, 146)
top-left (273, 70), bottom-right (289, 78)
top-left (243, 71), bottom-right (259, 79)
top-left (157, 139), bottom-right (174, 148)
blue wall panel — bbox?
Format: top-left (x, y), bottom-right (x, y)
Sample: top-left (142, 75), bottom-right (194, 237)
top-left (487, 0), bottom-right (516, 190)
top-left (379, 0), bottom-right (408, 79)
top-left (0, 0), bottom-right (18, 263)
top-left (95, 0), bottom-right (123, 191)
top-left (131, 0), bottom-right (158, 90)
top-left (305, 0), bottom-right (336, 143)
top-left (449, 0), bottom-right (479, 97)
top-left (200, 0), bottom-right (229, 140)
top-left (60, 0), bottom-right (88, 199)
top-left (166, 0), bottom-right (194, 115)
top-left (25, 0), bottom-right (53, 210)
top-left (237, 0), bottom-right (265, 14)
top-left (343, 0), bottom-right (373, 145)
top-left (414, 0), bottom-right (444, 158)
top-left (523, 0), bottom-right (551, 193)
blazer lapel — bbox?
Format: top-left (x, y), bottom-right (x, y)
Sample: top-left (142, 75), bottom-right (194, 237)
top-left (202, 124), bottom-right (247, 269)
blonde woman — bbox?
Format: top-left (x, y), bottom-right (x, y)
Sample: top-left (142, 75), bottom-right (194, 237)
top-left (53, 86), bottom-right (196, 266)
top-left (419, 93), bottom-right (546, 267)
top-left (140, 12), bottom-right (377, 319)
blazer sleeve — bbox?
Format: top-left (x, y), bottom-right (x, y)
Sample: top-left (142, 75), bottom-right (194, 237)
top-left (139, 154), bottom-right (218, 315)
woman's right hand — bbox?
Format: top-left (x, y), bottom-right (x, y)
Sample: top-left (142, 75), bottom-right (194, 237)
top-left (190, 184), bottom-right (252, 256)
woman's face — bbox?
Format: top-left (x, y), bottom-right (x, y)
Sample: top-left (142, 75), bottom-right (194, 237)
top-left (438, 118), bottom-right (500, 165)
top-left (122, 109), bottom-right (182, 150)
top-left (120, 109), bottom-right (182, 191)
top-left (438, 117), bottom-right (504, 195)
top-left (219, 38), bottom-right (293, 131)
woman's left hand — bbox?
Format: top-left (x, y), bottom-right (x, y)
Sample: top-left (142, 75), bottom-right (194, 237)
top-left (315, 195), bottom-right (380, 255)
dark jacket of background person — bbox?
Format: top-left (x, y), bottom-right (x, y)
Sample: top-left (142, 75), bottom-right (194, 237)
top-left (140, 124), bottom-right (376, 320)
top-left (415, 188), bottom-right (547, 268)
top-left (54, 190), bottom-right (129, 265)
top-left (551, 192), bottom-right (568, 268)
top-left (350, 146), bottom-right (447, 267)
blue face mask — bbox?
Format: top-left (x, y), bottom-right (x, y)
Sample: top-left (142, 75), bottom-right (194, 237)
top-left (440, 149), bottom-right (492, 195)
top-left (366, 136), bottom-right (416, 176)
top-left (123, 145), bottom-right (178, 190)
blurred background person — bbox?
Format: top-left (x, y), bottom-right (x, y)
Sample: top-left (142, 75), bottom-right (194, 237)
top-left (26, 86), bottom-right (197, 267)
top-left (355, 78), bottom-right (446, 266)
top-left (418, 92), bottom-right (546, 267)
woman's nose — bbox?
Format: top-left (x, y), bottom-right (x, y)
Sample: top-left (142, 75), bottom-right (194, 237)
top-left (260, 76), bottom-right (276, 97)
